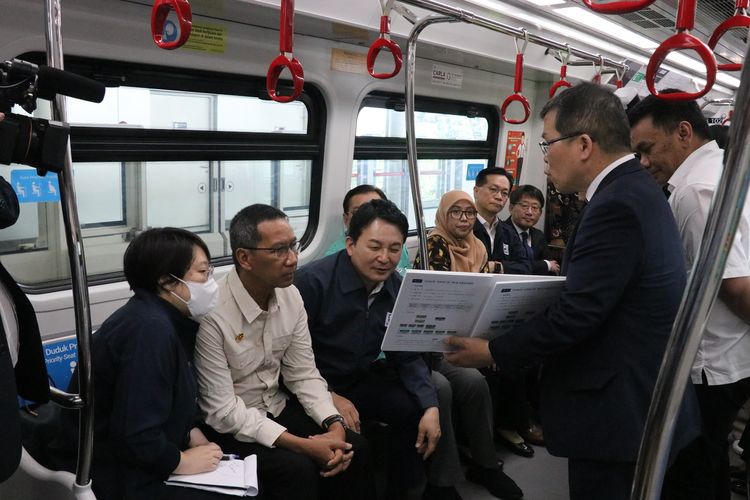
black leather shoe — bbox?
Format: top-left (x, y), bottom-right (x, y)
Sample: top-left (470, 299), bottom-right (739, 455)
top-left (422, 484), bottom-right (463, 500)
top-left (498, 435), bottom-right (534, 458)
top-left (466, 465), bottom-right (524, 500)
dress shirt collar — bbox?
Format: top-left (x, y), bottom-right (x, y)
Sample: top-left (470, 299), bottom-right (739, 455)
top-left (511, 220), bottom-right (529, 237)
top-left (335, 250), bottom-right (399, 299)
top-left (667, 141), bottom-right (720, 194)
top-left (585, 154), bottom-right (636, 201)
top-left (476, 212), bottom-right (500, 232)
top-left (227, 268), bottom-right (280, 325)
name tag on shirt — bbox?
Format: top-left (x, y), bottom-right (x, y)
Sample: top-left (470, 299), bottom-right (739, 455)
top-left (503, 243), bottom-right (510, 256)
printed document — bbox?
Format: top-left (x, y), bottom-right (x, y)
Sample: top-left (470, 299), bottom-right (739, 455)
top-left (381, 270), bottom-right (565, 352)
top-left (165, 454), bottom-right (258, 497)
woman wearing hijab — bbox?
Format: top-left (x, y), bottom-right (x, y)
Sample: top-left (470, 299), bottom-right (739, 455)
top-left (413, 190), bottom-right (524, 500)
top-left (415, 190), bottom-right (500, 273)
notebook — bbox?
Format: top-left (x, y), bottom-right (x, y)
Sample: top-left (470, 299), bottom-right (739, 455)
top-left (165, 454), bottom-right (258, 497)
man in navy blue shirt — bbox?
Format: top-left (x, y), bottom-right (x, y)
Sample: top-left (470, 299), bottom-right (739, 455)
top-left (295, 199), bottom-right (441, 500)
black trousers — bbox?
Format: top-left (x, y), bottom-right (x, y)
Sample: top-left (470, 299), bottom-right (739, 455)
top-left (568, 458), bottom-right (635, 500)
top-left (482, 368), bottom-right (531, 431)
top-left (336, 369), bottom-right (425, 497)
top-left (662, 375), bottom-right (750, 500)
top-left (202, 398), bottom-right (375, 500)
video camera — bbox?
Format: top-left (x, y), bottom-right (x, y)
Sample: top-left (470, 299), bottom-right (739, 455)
top-left (0, 58), bottom-right (105, 174)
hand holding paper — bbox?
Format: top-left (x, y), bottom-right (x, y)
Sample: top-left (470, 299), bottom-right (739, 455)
top-left (443, 336), bottom-right (493, 368)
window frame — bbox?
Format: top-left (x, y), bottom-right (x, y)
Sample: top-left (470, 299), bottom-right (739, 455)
top-left (15, 53), bottom-right (326, 292)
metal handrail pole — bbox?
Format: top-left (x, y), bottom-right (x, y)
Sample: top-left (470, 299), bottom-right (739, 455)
top-left (398, 0), bottom-right (627, 71)
top-left (631, 48), bottom-right (750, 500)
top-left (405, 15), bottom-right (457, 268)
top-left (44, 0), bottom-right (95, 487)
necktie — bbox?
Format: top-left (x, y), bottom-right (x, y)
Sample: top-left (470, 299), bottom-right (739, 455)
top-left (521, 231), bottom-right (534, 262)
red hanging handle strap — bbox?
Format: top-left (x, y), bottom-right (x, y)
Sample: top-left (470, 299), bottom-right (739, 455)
top-left (367, 3), bottom-right (403, 80)
top-left (582, 0), bottom-right (656, 14)
top-left (151, 0), bottom-right (192, 50)
top-left (591, 56), bottom-right (604, 84)
top-left (646, 0), bottom-right (717, 100)
top-left (501, 39), bottom-right (531, 125)
top-left (708, 0), bottom-right (750, 72)
top-left (266, 0), bottom-right (305, 103)
top-left (614, 66), bottom-right (625, 88)
top-left (549, 47), bottom-right (572, 98)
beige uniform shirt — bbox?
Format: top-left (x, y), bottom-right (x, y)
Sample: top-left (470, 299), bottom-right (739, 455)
top-left (195, 268), bottom-right (338, 447)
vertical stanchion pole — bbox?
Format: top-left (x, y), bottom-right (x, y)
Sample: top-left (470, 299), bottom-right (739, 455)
top-left (44, 0), bottom-right (94, 487)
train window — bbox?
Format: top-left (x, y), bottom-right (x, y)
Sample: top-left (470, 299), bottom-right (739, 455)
top-left (2, 54), bottom-right (324, 288)
top-left (60, 88), bottom-right (308, 134)
top-left (354, 93), bottom-right (498, 231)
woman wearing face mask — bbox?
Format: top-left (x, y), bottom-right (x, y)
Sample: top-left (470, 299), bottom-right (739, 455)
top-left (54, 227), bottom-right (232, 500)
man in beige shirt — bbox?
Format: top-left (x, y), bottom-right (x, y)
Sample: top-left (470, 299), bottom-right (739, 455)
top-left (195, 204), bottom-right (374, 500)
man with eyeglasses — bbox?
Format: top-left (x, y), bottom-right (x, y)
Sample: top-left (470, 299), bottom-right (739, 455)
top-left (630, 91), bottom-right (750, 500)
top-left (325, 184), bottom-right (411, 277)
top-left (506, 185), bottom-right (560, 276)
top-left (472, 167), bottom-right (531, 275)
top-left (194, 204), bottom-right (375, 500)
top-left (445, 83), bottom-right (699, 500)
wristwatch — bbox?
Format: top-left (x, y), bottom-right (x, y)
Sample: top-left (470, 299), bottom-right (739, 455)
top-left (322, 414), bottom-right (347, 430)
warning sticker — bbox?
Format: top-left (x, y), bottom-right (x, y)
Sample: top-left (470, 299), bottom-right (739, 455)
top-left (431, 64), bottom-right (463, 89)
top-left (185, 22), bottom-right (227, 53)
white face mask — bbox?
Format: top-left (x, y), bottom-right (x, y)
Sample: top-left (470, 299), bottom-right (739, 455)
top-left (170, 275), bottom-right (219, 318)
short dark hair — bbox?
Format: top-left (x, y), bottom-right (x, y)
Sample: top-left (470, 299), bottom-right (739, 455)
top-left (540, 82), bottom-right (631, 154)
top-left (230, 204), bottom-right (288, 266)
top-left (475, 167), bottom-right (514, 188)
top-left (348, 198), bottom-right (408, 243)
top-left (627, 89), bottom-right (710, 140)
top-left (342, 184), bottom-right (387, 213)
top-left (510, 184), bottom-right (545, 208)
top-left (123, 227), bottom-right (210, 293)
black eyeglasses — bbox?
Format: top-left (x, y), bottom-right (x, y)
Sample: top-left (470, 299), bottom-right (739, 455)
top-left (538, 132), bottom-right (585, 156)
top-left (243, 241), bottom-right (301, 259)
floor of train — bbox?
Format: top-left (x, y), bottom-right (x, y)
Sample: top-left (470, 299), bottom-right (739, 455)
top-left (454, 444), bottom-right (747, 500)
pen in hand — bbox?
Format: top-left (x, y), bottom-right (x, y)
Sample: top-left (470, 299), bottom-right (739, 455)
top-left (220, 454), bottom-right (240, 461)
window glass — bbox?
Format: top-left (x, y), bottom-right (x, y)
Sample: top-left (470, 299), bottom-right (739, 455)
top-left (356, 107), bottom-right (489, 140)
top-left (145, 161), bottom-right (212, 231)
top-left (74, 162), bottom-right (125, 227)
top-left (223, 160), bottom-right (311, 238)
top-left (0, 165), bottom-right (44, 252)
top-left (49, 88), bottom-right (308, 133)
top-left (352, 159), bottom-right (488, 230)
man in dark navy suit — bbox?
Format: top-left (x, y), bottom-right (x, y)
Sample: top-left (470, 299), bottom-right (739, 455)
top-left (472, 167), bottom-right (531, 275)
top-left (445, 83), bottom-right (698, 500)
top-left (505, 184), bottom-right (560, 276)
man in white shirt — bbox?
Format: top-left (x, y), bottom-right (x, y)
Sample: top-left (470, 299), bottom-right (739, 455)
top-left (630, 91), bottom-right (750, 500)
top-left (194, 204), bottom-right (374, 500)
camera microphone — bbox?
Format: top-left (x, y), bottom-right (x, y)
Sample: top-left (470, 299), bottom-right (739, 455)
top-left (3, 59), bottom-right (106, 104)
top-left (36, 65), bottom-right (106, 104)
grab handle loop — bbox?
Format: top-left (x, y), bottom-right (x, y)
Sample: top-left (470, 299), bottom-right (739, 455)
top-left (582, 0), bottom-right (656, 14)
top-left (151, 0), bottom-right (192, 50)
top-left (708, 0), bottom-right (750, 72)
top-left (614, 66), bottom-right (625, 89)
top-left (367, 0), bottom-right (403, 79)
top-left (266, 0), bottom-right (305, 103)
top-left (591, 56), bottom-right (604, 84)
top-left (646, 0), bottom-right (717, 100)
top-left (549, 46), bottom-right (572, 98)
top-left (501, 32), bottom-right (531, 124)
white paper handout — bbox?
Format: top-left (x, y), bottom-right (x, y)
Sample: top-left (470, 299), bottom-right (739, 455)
top-left (165, 454), bottom-right (258, 497)
top-left (381, 270), bottom-right (565, 352)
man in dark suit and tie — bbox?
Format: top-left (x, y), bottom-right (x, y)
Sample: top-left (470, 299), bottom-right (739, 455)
top-left (445, 83), bottom-right (698, 500)
top-left (472, 167), bottom-right (531, 275)
top-left (505, 185), bottom-right (560, 276)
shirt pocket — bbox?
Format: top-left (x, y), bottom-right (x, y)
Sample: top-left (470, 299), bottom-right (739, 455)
top-left (224, 338), bottom-right (258, 371)
top-left (271, 334), bottom-right (292, 354)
